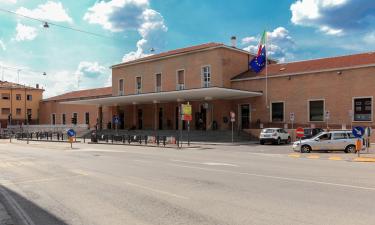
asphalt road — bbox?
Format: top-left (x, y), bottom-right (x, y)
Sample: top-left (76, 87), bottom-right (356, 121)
top-left (0, 141), bottom-right (375, 225)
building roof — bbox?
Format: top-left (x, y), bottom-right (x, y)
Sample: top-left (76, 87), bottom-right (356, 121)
top-left (111, 42), bottom-right (253, 68)
top-left (0, 81), bottom-right (43, 90)
top-left (43, 86), bottom-right (112, 102)
top-left (231, 51), bottom-right (375, 80)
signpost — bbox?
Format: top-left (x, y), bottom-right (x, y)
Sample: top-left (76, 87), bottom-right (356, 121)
top-left (325, 110), bottom-right (330, 129)
top-left (290, 112), bottom-right (295, 129)
top-left (67, 128), bottom-right (76, 149)
top-left (230, 111), bottom-right (235, 143)
top-left (352, 126), bottom-right (364, 157)
top-left (296, 127), bottom-right (304, 151)
top-left (181, 103), bottom-right (192, 147)
top-left (113, 115), bottom-right (120, 135)
top-left (365, 127), bottom-right (372, 153)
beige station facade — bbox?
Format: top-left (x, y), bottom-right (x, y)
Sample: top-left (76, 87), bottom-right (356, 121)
top-left (37, 42), bottom-right (375, 136)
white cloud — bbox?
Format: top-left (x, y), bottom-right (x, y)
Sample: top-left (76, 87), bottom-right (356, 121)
top-left (74, 61), bottom-right (110, 90)
top-left (290, 0), bottom-right (375, 36)
top-left (0, 40), bottom-right (6, 50)
top-left (84, 0), bottom-right (167, 62)
top-left (15, 23), bottom-right (37, 41)
top-left (242, 27), bottom-right (296, 62)
top-left (16, 1), bottom-right (73, 23)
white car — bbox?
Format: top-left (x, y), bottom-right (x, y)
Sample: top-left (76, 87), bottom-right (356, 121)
top-left (259, 128), bottom-right (291, 145)
top-left (292, 130), bottom-right (364, 153)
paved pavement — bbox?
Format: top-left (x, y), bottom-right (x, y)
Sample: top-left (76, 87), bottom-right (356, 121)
top-left (0, 140), bottom-right (375, 225)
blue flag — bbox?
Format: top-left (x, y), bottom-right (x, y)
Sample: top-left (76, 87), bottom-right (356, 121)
top-left (249, 46), bottom-right (266, 73)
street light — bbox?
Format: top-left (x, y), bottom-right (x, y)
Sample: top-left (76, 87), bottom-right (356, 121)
top-left (43, 72), bottom-right (47, 76)
top-left (43, 22), bottom-right (49, 28)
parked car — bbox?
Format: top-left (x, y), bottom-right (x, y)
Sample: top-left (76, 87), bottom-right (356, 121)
top-left (292, 130), bottom-right (364, 153)
top-left (259, 128), bottom-right (291, 145)
top-left (302, 128), bottom-right (324, 139)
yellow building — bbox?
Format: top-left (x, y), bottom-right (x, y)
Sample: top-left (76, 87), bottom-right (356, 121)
top-left (0, 81), bottom-right (44, 128)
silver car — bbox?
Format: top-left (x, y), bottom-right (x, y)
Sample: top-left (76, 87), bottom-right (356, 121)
top-left (292, 130), bottom-right (363, 153)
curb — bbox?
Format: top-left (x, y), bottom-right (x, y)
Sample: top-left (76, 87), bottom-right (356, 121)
top-left (352, 157), bottom-right (375, 163)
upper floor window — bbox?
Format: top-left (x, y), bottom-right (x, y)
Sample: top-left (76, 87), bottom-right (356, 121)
top-left (27, 94), bottom-right (32, 101)
top-left (202, 66), bottom-right (211, 88)
top-left (353, 97), bottom-right (372, 122)
top-left (176, 70), bottom-right (185, 90)
top-left (2, 93), bottom-right (10, 100)
top-left (16, 94), bottom-right (21, 100)
top-left (62, 114), bottom-right (66, 125)
top-left (309, 100), bottom-right (324, 122)
top-left (1, 108), bottom-right (10, 115)
top-left (118, 79), bottom-right (124, 96)
top-left (271, 102), bottom-right (284, 122)
top-left (85, 112), bottom-right (90, 125)
top-left (155, 73), bottom-right (162, 92)
top-left (136, 76), bottom-right (142, 94)
top-left (51, 114), bottom-right (56, 125)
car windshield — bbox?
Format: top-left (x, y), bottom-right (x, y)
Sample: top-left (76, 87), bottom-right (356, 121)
top-left (262, 129), bottom-right (276, 133)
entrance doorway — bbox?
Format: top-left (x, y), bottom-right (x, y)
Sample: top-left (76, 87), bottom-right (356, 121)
top-left (158, 107), bottom-right (163, 130)
top-left (240, 104), bottom-right (250, 129)
top-left (137, 109), bottom-right (143, 129)
top-left (195, 104), bottom-right (207, 130)
top-left (119, 111), bottom-right (125, 129)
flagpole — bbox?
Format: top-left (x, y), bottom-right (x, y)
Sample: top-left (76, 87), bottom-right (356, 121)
top-left (265, 30), bottom-right (268, 110)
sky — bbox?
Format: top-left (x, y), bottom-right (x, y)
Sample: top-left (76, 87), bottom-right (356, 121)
top-left (0, 0), bottom-right (375, 97)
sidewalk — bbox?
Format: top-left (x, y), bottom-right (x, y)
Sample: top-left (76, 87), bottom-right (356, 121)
top-left (0, 201), bottom-right (13, 225)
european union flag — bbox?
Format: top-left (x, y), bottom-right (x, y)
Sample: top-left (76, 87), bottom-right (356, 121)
top-left (249, 46), bottom-right (266, 73)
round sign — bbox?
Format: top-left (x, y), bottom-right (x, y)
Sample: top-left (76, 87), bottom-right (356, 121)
top-left (67, 129), bottom-right (76, 137)
top-left (352, 126), bottom-right (365, 138)
top-left (296, 127), bottom-right (304, 138)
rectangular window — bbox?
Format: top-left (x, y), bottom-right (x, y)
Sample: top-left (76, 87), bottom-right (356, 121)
top-left (332, 133), bottom-right (347, 140)
top-left (72, 113), bottom-right (78, 124)
top-left (16, 108), bottom-right (21, 115)
top-left (27, 109), bottom-right (32, 116)
top-left (16, 94), bottom-right (21, 100)
top-left (119, 79), bottom-right (124, 95)
top-left (354, 97), bottom-right (372, 121)
top-left (176, 70), bottom-right (185, 90)
top-left (271, 102), bottom-right (284, 122)
top-left (156, 73), bottom-right (161, 92)
top-left (85, 112), bottom-right (90, 125)
top-left (52, 114), bottom-right (56, 125)
top-left (309, 100), bottom-right (324, 122)
top-left (62, 114), bottom-right (66, 125)
top-left (202, 66), bottom-right (211, 88)
top-left (1, 108), bottom-right (10, 115)
top-left (136, 76), bottom-right (142, 94)
top-left (2, 93), bottom-right (10, 100)
top-left (27, 94), bottom-right (32, 101)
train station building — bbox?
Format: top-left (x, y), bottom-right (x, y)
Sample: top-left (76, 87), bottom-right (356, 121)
top-left (38, 42), bottom-right (375, 135)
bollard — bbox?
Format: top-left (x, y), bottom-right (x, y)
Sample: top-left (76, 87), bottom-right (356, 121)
top-left (157, 135), bottom-right (160, 146)
top-left (139, 135), bottom-right (142, 144)
top-left (111, 135), bottom-right (114, 144)
top-left (128, 135), bottom-right (131, 144)
top-left (163, 136), bottom-right (166, 147)
top-left (145, 135), bottom-right (148, 145)
top-left (122, 135), bottom-right (125, 144)
top-left (106, 135), bottom-right (109, 143)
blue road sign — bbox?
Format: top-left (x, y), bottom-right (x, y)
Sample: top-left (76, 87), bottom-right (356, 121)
top-left (352, 126), bottom-right (365, 138)
top-left (67, 129), bottom-right (76, 137)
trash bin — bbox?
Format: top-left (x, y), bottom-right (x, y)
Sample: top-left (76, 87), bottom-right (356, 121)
top-left (91, 131), bottom-right (98, 143)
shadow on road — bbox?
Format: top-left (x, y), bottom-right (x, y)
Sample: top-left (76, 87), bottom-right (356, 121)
top-left (0, 185), bottom-right (68, 225)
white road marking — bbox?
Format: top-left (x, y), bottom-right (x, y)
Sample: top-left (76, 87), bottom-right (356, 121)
top-left (168, 163), bottom-right (375, 192)
top-left (170, 159), bottom-right (239, 167)
top-left (122, 181), bottom-right (189, 200)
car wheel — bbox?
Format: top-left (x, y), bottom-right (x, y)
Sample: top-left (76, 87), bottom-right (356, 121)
top-left (260, 140), bottom-right (265, 145)
top-left (345, 145), bottom-right (356, 153)
top-left (277, 138), bottom-right (281, 145)
top-left (301, 145), bottom-right (311, 153)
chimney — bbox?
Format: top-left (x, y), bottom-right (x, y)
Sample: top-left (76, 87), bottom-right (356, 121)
top-left (36, 84), bottom-right (39, 89)
top-left (231, 36), bottom-right (237, 48)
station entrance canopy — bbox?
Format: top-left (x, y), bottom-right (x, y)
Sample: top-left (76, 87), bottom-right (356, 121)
top-left (62, 87), bottom-right (262, 106)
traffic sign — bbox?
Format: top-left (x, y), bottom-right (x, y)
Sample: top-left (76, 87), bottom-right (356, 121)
top-left (230, 111), bottom-right (235, 122)
top-left (365, 127), bottom-right (372, 138)
top-left (181, 104), bottom-right (192, 121)
top-left (325, 111), bottom-right (330, 120)
top-left (113, 116), bottom-right (120, 125)
top-left (67, 129), bottom-right (76, 137)
top-left (352, 126), bottom-right (365, 138)
top-left (290, 112), bottom-right (295, 122)
top-left (296, 127), bottom-right (304, 138)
